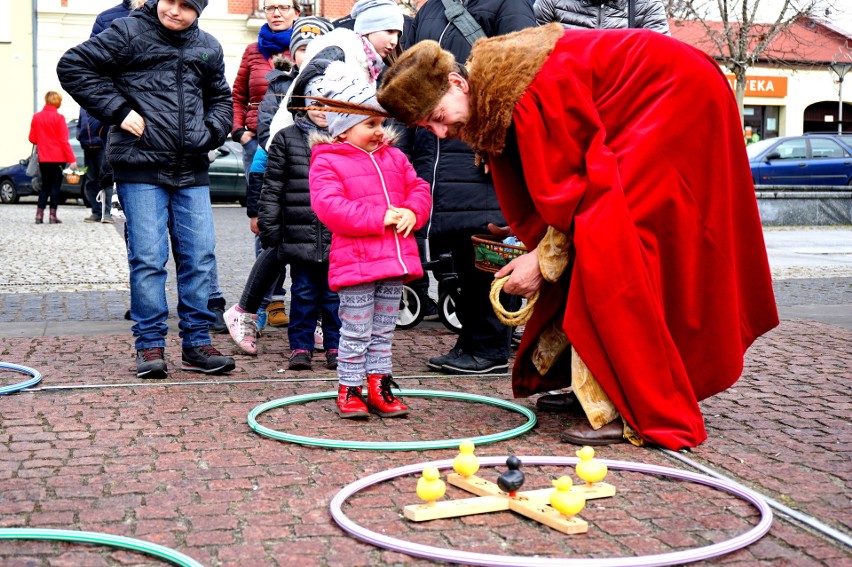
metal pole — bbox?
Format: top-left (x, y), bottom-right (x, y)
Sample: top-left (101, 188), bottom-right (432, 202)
top-left (839, 76), bottom-right (844, 135)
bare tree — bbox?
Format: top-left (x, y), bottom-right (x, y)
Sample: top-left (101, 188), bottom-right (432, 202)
top-left (673, 0), bottom-right (839, 120)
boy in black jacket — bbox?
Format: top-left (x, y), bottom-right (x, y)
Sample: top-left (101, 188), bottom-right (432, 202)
top-left (58, 0), bottom-right (235, 379)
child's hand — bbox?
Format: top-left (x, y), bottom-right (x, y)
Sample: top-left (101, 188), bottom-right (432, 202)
top-left (384, 208), bottom-right (402, 227)
top-left (390, 206), bottom-right (416, 237)
top-left (121, 110), bottom-right (145, 138)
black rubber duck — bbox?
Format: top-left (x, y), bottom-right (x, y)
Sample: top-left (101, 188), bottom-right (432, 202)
top-left (497, 456), bottom-right (525, 496)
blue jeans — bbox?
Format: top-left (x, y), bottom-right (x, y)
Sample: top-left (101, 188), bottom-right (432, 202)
top-left (118, 182), bottom-right (216, 350)
top-left (242, 136), bottom-right (258, 180)
top-left (288, 261), bottom-right (340, 352)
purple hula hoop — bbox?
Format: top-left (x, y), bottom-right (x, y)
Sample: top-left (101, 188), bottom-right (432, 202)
top-left (329, 456), bottom-right (773, 566)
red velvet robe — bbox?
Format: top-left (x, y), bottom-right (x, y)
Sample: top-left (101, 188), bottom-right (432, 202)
top-left (486, 30), bottom-right (779, 449)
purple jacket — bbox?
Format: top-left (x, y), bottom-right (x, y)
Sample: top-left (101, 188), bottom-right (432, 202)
top-left (309, 137), bottom-right (431, 291)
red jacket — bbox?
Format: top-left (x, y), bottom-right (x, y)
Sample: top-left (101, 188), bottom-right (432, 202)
top-left (309, 138), bottom-right (432, 291)
top-left (28, 105), bottom-right (75, 164)
top-left (479, 29), bottom-right (779, 449)
top-left (232, 42), bottom-right (279, 137)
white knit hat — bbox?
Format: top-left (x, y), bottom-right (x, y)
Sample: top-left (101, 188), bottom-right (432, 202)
top-left (320, 61), bottom-right (385, 138)
top-left (351, 0), bottom-right (404, 35)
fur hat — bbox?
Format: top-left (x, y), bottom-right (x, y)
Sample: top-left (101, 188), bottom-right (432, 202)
top-left (182, 0), bottom-right (208, 15)
top-left (289, 16), bottom-right (333, 55)
top-left (351, 0), bottom-right (404, 35)
top-left (377, 40), bottom-right (456, 126)
top-left (319, 61), bottom-right (385, 138)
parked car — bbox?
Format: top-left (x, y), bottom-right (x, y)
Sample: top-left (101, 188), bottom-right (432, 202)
top-left (747, 134), bottom-right (852, 186)
top-left (1, 139), bottom-right (247, 205)
top-left (0, 138), bottom-right (87, 205)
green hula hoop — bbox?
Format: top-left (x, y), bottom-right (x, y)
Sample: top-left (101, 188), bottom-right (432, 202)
top-left (0, 528), bottom-right (203, 567)
top-left (248, 389), bottom-right (537, 451)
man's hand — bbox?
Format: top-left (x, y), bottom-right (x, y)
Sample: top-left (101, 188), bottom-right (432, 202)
top-left (121, 110), bottom-right (145, 138)
top-left (493, 247), bottom-right (544, 298)
top-left (250, 217), bottom-right (259, 235)
top-left (240, 131), bottom-right (255, 144)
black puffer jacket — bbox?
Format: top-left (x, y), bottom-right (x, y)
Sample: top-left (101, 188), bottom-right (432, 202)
top-left (57, 3), bottom-right (232, 189)
top-left (402, 0), bottom-right (535, 238)
top-left (258, 122), bottom-right (331, 264)
top-left (534, 0), bottom-right (669, 34)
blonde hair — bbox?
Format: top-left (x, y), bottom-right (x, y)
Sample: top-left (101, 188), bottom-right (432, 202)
top-left (44, 91), bottom-right (63, 108)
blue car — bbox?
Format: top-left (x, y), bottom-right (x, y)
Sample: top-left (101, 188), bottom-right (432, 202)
top-left (0, 138), bottom-right (87, 204)
top-left (747, 134), bottom-right (852, 186)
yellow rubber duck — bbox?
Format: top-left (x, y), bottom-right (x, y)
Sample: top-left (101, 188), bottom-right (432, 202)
top-left (416, 466), bottom-right (446, 506)
top-left (575, 446), bottom-right (607, 486)
top-left (550, 476), bottom-right (586, 518)
top-left (452, 440), bottom-right (480, 477)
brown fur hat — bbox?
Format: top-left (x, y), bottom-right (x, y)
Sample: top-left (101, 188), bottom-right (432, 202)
top-left (377, 40), bottom-right (456, 126)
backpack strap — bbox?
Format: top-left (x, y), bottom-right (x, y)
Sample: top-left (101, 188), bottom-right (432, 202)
top-left (440, 0), bottom-right (486, 46)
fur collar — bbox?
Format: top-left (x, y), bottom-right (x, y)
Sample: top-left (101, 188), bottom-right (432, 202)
top-left (461, 24), bottom-right (564, 155)
top-left (309, 125), bottom-right (400, 149)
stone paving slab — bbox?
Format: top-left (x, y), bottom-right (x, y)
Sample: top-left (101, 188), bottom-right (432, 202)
top-left (0, 206), bottom-right (129, 294)
top-left (0, 319), bottom-right (849, 566)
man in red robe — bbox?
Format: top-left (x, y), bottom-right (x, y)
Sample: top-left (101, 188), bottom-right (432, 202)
top-left (377, 24), bottom-right (779, 450)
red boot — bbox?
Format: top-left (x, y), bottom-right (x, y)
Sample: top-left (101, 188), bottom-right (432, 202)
top-left (35, 208), bottom-right (44, 224)
top-left (366, 374), bottom-right (409, 417)
top-left (336, 385), bottom-right (369, 419)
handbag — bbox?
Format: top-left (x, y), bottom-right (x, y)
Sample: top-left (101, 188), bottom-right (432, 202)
top-left (25, 145), bottom-right (40, 178)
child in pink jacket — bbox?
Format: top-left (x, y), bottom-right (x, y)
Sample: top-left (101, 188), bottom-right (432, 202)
top-left (308, 64), bottom-right (431, 419)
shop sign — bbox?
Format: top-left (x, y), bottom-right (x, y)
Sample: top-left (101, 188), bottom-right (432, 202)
top-left (725, 75), bottom-right (787, 97)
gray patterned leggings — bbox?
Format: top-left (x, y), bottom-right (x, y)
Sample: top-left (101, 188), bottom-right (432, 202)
top-left (336, 278), bottom-right (402, 387)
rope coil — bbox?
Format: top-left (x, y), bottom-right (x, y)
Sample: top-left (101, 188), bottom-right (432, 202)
top-left (489, 276), bottom-right (538, 326)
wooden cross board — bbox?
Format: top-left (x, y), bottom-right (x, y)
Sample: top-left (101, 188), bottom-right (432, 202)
top-left (403, 473), bottom-right (616, 535)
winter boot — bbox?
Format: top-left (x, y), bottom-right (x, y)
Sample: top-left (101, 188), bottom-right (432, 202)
top-left (49, 208), bottom-right (62, 224)
top-left (365, 374), bottom-right (409, 417)
top-left (35, 208), bottom-right (44, 224)
top-left (335, 384), bottom-right (369, 419)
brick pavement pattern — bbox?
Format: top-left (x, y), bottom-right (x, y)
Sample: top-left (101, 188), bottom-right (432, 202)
top-left (0, 205), bottom-right (850, 565)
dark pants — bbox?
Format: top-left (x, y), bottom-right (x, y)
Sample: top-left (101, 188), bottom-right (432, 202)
top-left (431, 232), bottom-right (519, 361)
top-left (239, 246), bottom-right (287, 314)
top-left (37, 162), bottom-right (63, 209)
top-left (83, 147), bottom-right (111, 217)
top-left (288, 261), bottom-right (340, 352)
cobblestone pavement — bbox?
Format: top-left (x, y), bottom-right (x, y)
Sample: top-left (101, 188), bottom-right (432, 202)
top-left (0, 202), bottom-right (850, 566)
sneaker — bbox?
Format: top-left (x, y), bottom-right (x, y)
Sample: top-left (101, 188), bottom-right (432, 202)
top-left (83, 213), bottom-right (101, 223)
top-left (427, 347), bottom-right (463, 370)
top-left (136, 347), bottom-right (167, 379)
top-left (325, 348), bottom-right (339, 370)
top-left (314, 323), bottom-right (324, 352)
top-left (224, 305), bottom-right (258, 355)
top-left (181, 344), bottom-right (236, 374)
top-left (267, 300), bottom-right (289, 327)
top-left (209, 303), bottom-right (227, 334)
top-left (422, 296), bottom-right (440, 321)
top-left (288, 349), bottom-right (312, 370)
top-left (101, 214), bottom-right (115, 224)
top-left (255, 308), bottom-right (268, 332)
top-left (442, 353), bottom-right (508, 375)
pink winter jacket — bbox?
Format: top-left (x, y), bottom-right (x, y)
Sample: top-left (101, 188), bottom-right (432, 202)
top-left (309, 138), bottom-right (432, 292)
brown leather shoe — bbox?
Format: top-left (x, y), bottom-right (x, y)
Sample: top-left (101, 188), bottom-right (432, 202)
top-left (535, 392), bottom-right (582, 414)
top-left (560, 420), bottom-right (626, 446)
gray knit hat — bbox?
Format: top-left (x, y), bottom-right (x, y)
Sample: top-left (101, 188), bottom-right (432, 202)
top-left (289, 16), bottom-right (333, 55)
top-left (351, 0), bottom-right (404, 35)
top-left (320, 61), bottom-right (385, 138)
top-left (182, 0), bottom-right (208, 15)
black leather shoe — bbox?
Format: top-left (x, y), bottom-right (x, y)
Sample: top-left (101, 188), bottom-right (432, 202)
top-left (443, 353), bottom-right (508, 375)
top-left (560, 420), bottom-right (626, 446)
top-left (536, 392), bottom-right (582, 414)
top-left (427, 347), bottom-right (463, 370)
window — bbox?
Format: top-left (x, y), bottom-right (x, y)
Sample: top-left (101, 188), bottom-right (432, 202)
top-left (773, 139), bottom-right (807, 160)
top-left (810, 138), bottom-right (848, 159)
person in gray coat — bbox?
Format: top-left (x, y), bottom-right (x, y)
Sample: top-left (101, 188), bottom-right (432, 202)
top-left (534, 0), bottom-right (669, 34)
